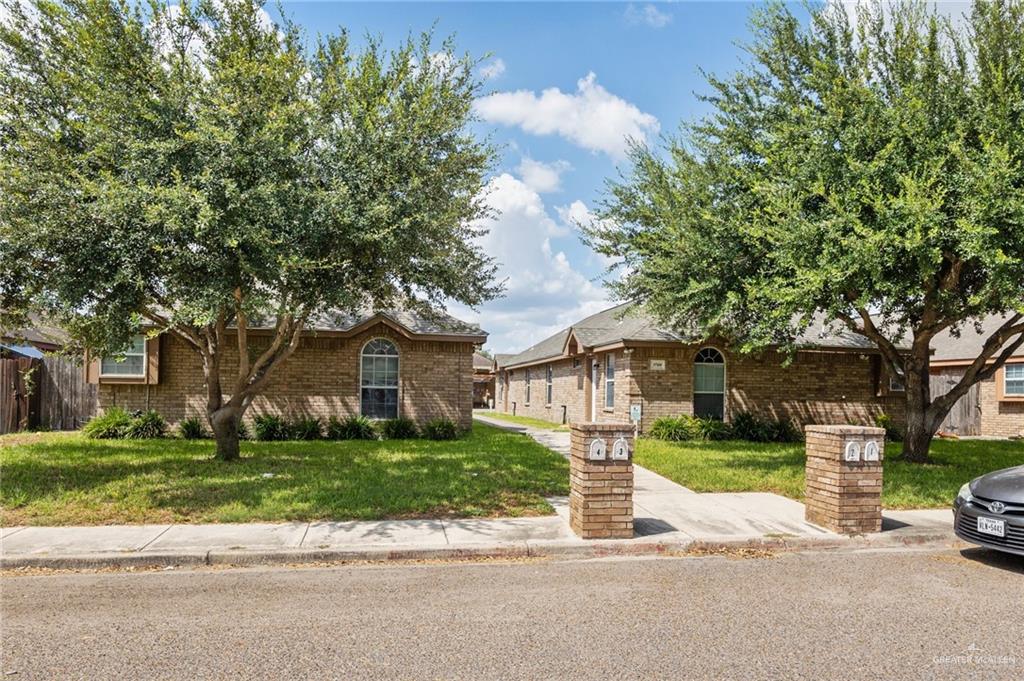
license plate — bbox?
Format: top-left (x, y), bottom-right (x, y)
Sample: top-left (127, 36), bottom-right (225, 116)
top-left (977, 516), bottom-right (1005, 537)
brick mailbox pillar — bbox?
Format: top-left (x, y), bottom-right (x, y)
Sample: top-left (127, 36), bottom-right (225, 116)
top-left (804, 425), bottom-right (885, 535)
top-left (569, 422), bottom-right (634, 539)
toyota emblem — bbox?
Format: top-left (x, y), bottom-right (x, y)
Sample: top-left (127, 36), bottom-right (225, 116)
top-left (989, 501), bottom-right (1006, 515)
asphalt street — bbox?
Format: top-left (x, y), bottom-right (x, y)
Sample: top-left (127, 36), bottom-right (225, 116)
top-left (2, 547), bottom-right (1022, 680)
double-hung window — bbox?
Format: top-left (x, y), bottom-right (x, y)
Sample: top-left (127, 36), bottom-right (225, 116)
top-left (361, 339), bottom-right (399, 419)
top-left (1006, 364), bottom-right (1024, 396)
top-left (100, 335), bottom-right (146, 377)
top-left (604, 354), bottom-right (615, 409)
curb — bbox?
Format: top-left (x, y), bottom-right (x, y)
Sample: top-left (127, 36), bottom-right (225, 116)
top-left (0, 530), bottom-right (961, 571)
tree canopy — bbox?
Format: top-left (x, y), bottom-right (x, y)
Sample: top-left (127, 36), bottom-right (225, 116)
top-left (0, 0), bottom-right (501, 457)
top-left (588, 0), bottom-right (1024, 460)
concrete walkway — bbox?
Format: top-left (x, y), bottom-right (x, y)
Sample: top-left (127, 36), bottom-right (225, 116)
top-left (474, 412), bottom-right (955, 544)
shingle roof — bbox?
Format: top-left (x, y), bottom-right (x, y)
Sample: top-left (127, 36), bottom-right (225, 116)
top-left (300, 308), bottom-right (486, 340)
top-left (498, 302), bottom-right (895, 368)
top-left (473, 352), bottom-right (493, 370)
top-left (930, 314), bottom-right (1024, 362)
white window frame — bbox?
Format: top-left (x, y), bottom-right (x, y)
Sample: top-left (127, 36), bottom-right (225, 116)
top-left (525, 368), bottom-right (531, 404)
top-left (693, 347), bottom-right (726, 420)
top-left (359, 338), bottom-right (400, 420)
top-left (546, 365), bottom-right (553, 405)
top-left (100, 335), bottom-right (147, 378)
top-left (1005, 363), bottom-right (1024, 396)
top-left (889, 370), bottom-right (905, 392)
top-left (604, 354), bottom-right (615, 409)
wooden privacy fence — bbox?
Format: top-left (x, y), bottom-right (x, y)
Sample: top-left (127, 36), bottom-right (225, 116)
top-left (0, 355), bottom-right (97, 434)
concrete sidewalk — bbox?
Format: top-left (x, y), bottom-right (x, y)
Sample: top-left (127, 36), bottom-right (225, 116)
top-left (0, 418), bottom-right (961, 569)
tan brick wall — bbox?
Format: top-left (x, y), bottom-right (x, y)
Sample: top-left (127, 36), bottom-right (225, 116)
top-left (569, 422), bottom-right (634, 539)
top-left (978, 369), bottom-right (1024, 438)
top-left (98, 325), bottom-right (476, 430)
top-left (804, 425), bottom-right (885, 535)
top-left (500, 345), bottom-right (905, 432)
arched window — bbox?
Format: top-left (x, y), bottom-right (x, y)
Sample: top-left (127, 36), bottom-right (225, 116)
top-left (361, 339), bottom-right (399, 419)
top-left (693, 347), bottom-right (725, 421)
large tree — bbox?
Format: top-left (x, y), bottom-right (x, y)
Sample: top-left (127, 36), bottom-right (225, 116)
top-left (587, 0), bottom-right (1024, 461)
top-left (0, 0), bottom-right (500, 459)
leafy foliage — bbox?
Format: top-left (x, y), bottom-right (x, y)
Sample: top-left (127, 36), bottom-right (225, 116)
top-left (730, 412), bottom-right (802, 443)
top-left (588, 0), bottom-right (1024, 459)
top-left (422, 418), bottom-right (460, 441)
top-left (178, 417), bottom-right (208, 440)
top-left (253, 415), bottom-right (290, 442)
top-left (125, 410), bottom-right (168, 439)
top-left (83, 408), bottom-right (134, 440)
top-left (290, 417), bottom-right (323, 441)
top-left (874, 413), bottom-right (904, 442)
top-left (326, 415), bottom-right (378, 441)
top-left (649, 415), bottom-right (732, 442)
top-left (379, 418), bottom-right (419, 440)
top-left (84, 408), bottom-right (166, 439)
top-left (0, 0), bottom-right (500, 459)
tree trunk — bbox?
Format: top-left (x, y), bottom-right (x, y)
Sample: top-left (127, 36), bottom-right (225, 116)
top-left (209, 406), bottom-right (242, 462)
top-left (901, 362), bottom-right (933, 463)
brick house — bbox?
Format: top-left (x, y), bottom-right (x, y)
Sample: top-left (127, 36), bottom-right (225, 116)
top-left (494, 303), bottom-right (907, 433)
top-left (87, 309), bottom-right (486, 430)
top-left (471, 352), bottom-right (495, 408)
top-left (929, 315), bottom-right (1024, 438)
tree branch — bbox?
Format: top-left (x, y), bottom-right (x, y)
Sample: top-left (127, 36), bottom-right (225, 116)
top-left (928, 314), bottom-right (1024, 420)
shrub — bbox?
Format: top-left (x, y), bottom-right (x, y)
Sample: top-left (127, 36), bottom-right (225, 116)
top-left (236, 419), bottom-right (250, 441)
top-left (327, 415), bottom-right (378, 440)
top-left (874, 413), bottom-right (903, 441)
top-left (649, 416), bottom-right (695, 442)
top-left (254, 414), bottom-right (290, 441)
top-left (422, 418), bottom-right (459, 441)
top-left (730, 411), bottom-right (802, 443)
top-left (178, 416), bottom-right (208, 440)
top-left (769, 417), bottom-right (802, 443)
top-left (379, 417), bottom-right (418, 439)
top-left (730, 411), bottom-right (773, 442)
top-left (125, 410), bottom-right (167, 439)
top-left (649, 415), bottom-right (732, 442)
top-left (83, 408), bottom-right (133, 439)
top-left (691, 417), bottom-right (733, 441)
top-left (290, 416), bottom-right (323, 440)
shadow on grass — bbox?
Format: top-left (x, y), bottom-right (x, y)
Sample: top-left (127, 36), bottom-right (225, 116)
top-left (0, 425), bottom-right (570, 525)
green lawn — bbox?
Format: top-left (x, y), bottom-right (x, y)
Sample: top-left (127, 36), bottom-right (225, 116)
top-left (635, 438), bottom-right (1024, 509)
top-left (0, 424), bottom-right (569, 526)
top-left (475, 411), bottom-right (569, 431)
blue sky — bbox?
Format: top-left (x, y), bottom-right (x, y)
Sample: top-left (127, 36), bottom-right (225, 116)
top-left (266, 1), bottom-right (765, 353)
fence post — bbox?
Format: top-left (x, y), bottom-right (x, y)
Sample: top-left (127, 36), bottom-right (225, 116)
top-left (569, 422), bottom-right (634, 539)
top-left (805, 425), bottom-right (885, 535)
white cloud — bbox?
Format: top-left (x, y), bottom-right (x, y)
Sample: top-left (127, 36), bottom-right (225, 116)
top-left (555, 199), bottom-right (623, 271)
top-left (453, 173), bottom-right (609, 353)
top-left (517, 158), bottom-right (571, 193)
top-left (480, 57), bottom-right (506, 80)
top-left (474, 72), bottom-right (660, 159)
top-left (624, 3), bottom-right (673, 29)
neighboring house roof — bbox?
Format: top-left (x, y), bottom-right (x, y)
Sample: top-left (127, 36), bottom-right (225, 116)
top-left (930, 314), bottom-right (1024, 364)
top-left (472, 352), bottom-right (493, 370)
top-left (0, 321), bottom-right (67, 350)
top-left (498, 302), bottom-right (897, 369)
top-left (0, 343), bottom-right (45, 359)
